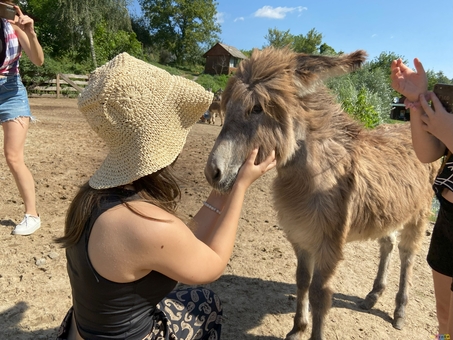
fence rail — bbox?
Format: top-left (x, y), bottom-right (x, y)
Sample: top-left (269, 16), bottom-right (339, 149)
top-left (28, 73), bottom-right (89, 98)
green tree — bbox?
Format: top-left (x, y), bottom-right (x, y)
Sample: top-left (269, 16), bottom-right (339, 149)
top-left (94, 21), bottom-right (144, 65)
top-left (327, 64), bottom-right (394, 124)
top-left (55, 0), bottom-right (132, 67)
top-left (264, 27), bottom-right (323, 54)
top-left (368, 51), bottom-right (406, 77)
top-left (292, 28), bottom-right (323, 54)
top-left (319, 43), bottom-right (338, 56)
top-left (138, 0), bottom-right (221, 65)
top-left (264, 27), bottom-right (293, 49)
top-left (426, 69), bottom-right (453, 90)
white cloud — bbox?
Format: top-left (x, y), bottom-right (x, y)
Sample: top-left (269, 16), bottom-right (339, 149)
top-left (254, 6), bottom-right (307, 19)
top-left (371, 34), bottom-right (378, 38)
top-left (234, 17), bottom-right (244, 22)
top-left (216, 12), bottom-right (225, 24)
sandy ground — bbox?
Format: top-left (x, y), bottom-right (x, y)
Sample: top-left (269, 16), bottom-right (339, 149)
top-left (0, 98), bottom-right (439, 339)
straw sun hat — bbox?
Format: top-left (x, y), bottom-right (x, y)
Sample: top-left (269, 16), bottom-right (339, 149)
top-left (78, 52), bottom-right (214, 189)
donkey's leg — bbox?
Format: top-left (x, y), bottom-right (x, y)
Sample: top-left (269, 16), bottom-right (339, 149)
top-left (360, 232), bottom-right (397, 310)
top-left (286, 248), bottom-right (314, 340)
top-left (393, 221), bottom-right (424, 330)
top-left (308, 263), bottom-right (338, 340)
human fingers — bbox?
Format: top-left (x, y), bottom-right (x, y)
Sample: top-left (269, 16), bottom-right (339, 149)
top-left (419, 92), bottom-right (433, 116)
top-left (260, 150), bottom-right (277, 172)
top-left (395, 59), bottom-right (410, 73)
top-left (413, 58), bottom-right (426, 78)
top-left (424, 91), bottom-right (450, 114)
top-left (390, 59), bottom-right (398, 72)
top-left (245, 148), bottom-right (259, 165)
top-left (13, 5), bottom-right (23, 17)
top-left (238, 148), bottom-right (275, 185)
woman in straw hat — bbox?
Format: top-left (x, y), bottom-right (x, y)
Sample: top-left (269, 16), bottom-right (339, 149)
top-left (55, 53), bottom-right (276, 340)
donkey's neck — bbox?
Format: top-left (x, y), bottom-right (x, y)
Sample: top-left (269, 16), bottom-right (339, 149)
top-left (279, 105), bottom-right (360, 192)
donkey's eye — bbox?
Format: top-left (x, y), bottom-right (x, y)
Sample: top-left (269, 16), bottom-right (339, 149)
top-left (250, 105), bottom-right (262, 115)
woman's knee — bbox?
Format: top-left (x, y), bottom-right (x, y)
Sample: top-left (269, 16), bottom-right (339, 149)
top-left (4, 151), bottom-right (25, 171)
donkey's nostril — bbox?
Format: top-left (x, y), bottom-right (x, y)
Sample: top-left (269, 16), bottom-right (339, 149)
top-left (212, 168), bottom-right (221, 181)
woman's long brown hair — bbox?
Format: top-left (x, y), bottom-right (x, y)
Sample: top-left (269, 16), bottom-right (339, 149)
top-left (55, 166), bottom-right (181, 248)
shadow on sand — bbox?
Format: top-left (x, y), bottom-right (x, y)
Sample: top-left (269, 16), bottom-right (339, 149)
top-left (0, 275), bottom-right (392, 339)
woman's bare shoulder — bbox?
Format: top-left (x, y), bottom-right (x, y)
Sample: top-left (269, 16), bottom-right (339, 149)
top-left (94, 201), bottom-right (188, 247)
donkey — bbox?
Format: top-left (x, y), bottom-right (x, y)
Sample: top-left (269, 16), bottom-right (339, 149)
top-left (207, 101), bottom-right (222, 125)
top-left (204, 47), bottom-right (439, 340)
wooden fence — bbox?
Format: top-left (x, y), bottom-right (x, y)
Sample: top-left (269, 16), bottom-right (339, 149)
top-left (28, 73), bottom-right (89, 98)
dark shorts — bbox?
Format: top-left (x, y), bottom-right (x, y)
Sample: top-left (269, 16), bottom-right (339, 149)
top-left (427, 195), bottom-right (453, 290)
top-left (56, 287), bottom-right (222, 340)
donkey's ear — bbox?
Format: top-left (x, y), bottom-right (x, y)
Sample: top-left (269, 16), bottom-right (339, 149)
top-left (294, 50), bottom-right (368, 87)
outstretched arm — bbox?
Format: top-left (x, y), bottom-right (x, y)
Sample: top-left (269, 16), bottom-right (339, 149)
top-left (391, 58), bottom-right (445, 162)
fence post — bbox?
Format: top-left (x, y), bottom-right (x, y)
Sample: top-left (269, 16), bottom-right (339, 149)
top-left (56, 73), bottom-right (60, 98)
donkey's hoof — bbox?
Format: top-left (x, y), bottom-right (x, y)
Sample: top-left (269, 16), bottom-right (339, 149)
top-left (359, 294), bottom-right (378, 310)
top-left (285, 333), bottom-right (301, 340)
top-left (285, 326), bottom-right (307, 340)
top-left (392, 316), bottom-right (405, 330)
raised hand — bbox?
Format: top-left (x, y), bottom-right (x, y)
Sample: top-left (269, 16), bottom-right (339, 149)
top-left (390, 58), bottom-right (428, 102)
top-left (9, 5), bottom-right (36, 34)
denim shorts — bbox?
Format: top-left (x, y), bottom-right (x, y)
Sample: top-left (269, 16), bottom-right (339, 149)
top-left (427, 194), bottom-right (453, 290)
top-left (0, 75), bottom-right (32, 124)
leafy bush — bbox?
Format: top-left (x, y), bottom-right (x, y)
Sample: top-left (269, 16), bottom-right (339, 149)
top-left (340, 87), bottom-right (381, 128)
top-left (196, 74), bottom-right (229, 92)
top-left (327, 65), bottom-right (394, 126)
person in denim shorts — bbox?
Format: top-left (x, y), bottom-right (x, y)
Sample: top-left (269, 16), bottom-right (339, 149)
top-left (54, 53), bottom-right (276, 339)
top-left (0, 1), bottom-right (44, 235)
top-left (391, 58), bottom-right (453, 338)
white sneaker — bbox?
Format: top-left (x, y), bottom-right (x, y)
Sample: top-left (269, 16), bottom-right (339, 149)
top-left (12, 214), bottom-right (41, 235)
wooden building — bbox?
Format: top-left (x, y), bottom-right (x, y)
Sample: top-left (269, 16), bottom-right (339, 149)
top-left (203, 43), bottom-right (247, 75)
top-left (390, 96), bottom-right (410, 121)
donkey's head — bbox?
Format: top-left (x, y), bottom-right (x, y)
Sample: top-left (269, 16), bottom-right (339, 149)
top-left (204, 47), bottom-right (367, 193)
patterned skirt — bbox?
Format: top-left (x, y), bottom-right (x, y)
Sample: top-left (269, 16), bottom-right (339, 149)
top-left (56, 287), bottom-right (223, 340)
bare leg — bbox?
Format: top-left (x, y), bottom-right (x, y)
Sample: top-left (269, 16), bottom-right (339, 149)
top-left (286, 248), bottom-right (314, 340)
top-left (432, 270), bottom-right (453, 334)
top-left (448, 289), bottom-right (453, 336)
top-left (2, 117), bottom-right (38, 216)
top-left (361, 233), bottom-right (397, 310)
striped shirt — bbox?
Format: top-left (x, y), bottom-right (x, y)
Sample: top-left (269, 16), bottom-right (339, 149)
top-left (0, 18), bottom-right (21, 75)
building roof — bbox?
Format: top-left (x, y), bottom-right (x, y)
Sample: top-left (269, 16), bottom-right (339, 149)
top-left (203, 43), bottom-right (247, 59)
top-left (218, 43), bottom-right (247, 59)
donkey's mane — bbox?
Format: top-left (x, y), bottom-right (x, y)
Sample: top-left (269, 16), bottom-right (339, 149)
top-left (224, 47), bottom-right (363, 155)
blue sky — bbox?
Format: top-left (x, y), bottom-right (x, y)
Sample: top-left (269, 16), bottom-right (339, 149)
top-left (130, 0), bottom-right (453, 79)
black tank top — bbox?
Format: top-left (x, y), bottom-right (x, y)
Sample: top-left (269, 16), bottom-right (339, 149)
top-left (434, 151), bottom-right (453, 198)
top-left (66, 191), bottom-right (178, 339)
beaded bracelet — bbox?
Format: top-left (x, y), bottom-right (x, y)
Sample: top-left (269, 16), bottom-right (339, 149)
top-left (203, 201), bottom-right (221, 215)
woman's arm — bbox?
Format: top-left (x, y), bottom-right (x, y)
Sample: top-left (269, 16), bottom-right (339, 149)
top-left (88, 149), bottom-right (276, 285)
top-left (10, 5), bottom-right (44, 66)
top-left (391, 58), bottom-right (446, 162)
top-left (419, 91), bottom-right (453, 153)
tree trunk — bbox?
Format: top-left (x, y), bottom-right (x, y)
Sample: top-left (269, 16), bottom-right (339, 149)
top-left (89, 29), bottom-right (97, 68)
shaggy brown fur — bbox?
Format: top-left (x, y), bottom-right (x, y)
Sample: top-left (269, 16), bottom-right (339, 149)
top-left (204, 47), bottom-right (440, 340)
